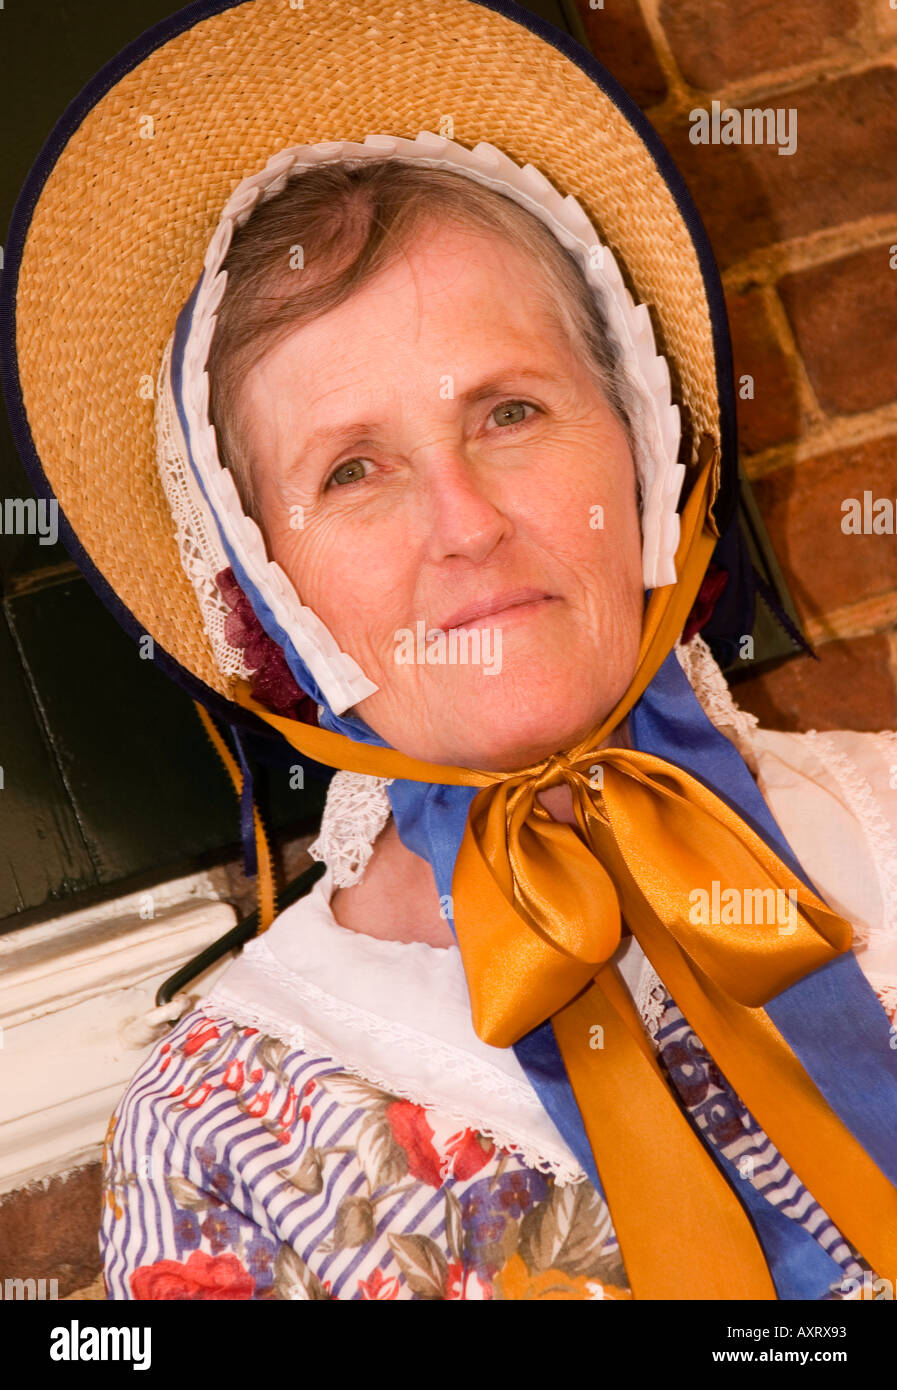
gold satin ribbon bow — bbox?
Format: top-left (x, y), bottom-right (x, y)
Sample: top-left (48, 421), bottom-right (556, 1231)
top-left (234, 444), bottom-right (897, 1299)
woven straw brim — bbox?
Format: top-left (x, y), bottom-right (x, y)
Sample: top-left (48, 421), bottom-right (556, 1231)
top-left (13, 0), bottom-right (721, 705)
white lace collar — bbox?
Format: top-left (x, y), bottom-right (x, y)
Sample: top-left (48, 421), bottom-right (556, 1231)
top-left (202, 862), bottom-right (659, 1184)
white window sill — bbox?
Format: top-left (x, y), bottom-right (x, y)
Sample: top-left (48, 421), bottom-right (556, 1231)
top-left (0, 868), bottom-right (241, 1195)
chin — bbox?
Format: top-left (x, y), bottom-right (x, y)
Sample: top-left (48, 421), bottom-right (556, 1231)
top-left (354, 653), bottom-right (634, 770)
top-left (439, 691), bottom-right (620, 772)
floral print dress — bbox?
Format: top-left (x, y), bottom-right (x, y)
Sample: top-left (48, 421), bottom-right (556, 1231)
top-left (100, 853), bottom-right (897, 1301)
top-left (102, 1009), bottom-right (628, 1301)
top-left (101, 861), bottom-right (630, 1301)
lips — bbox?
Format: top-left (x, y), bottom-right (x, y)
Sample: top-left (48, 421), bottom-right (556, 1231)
top-left (436, 587), bottom-right (555, 632)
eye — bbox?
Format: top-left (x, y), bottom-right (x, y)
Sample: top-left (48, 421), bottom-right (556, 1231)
top-left (487, 400), bottom-right (539, 430)
top-left (325, 457), bottom-right (372, 489)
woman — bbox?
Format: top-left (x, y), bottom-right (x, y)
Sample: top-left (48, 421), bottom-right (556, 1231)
top-left (5, 0), bottom-right (897, 1302)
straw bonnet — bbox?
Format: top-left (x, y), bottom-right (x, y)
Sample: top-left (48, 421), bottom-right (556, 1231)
top-left (11, 1), bottom-right (897, 1305)
top-left (2, 0), bottom-right (738, 735)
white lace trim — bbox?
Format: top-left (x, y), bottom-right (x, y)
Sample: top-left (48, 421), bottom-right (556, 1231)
top-left (194, 984), bottom-right (586, 1189)
top-left (154, 335), bottom-right (252, 680)
top-left (307, 769), bottom-right (394, 887)
top-left (157, 130), bottom-right (687, 713)
top-left (867, 976), bottom-right (897, 1021)
top-left (675, 633), bottom-right (760, 761)
top-left (802, 730), bottom-right (897, 938)
top-left (634, 971), bottom-right (669, 1040)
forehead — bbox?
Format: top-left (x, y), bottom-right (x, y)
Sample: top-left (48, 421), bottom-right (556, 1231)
top-left (241, 218), bottom-right (579, 409)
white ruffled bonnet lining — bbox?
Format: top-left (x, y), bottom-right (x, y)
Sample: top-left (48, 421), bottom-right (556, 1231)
top-left (155, 131), bottom-right (686, 719)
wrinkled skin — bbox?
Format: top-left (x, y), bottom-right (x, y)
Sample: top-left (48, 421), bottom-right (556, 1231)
top-left (238, 219), bottom-right (644, 941)
top-left (240, 218), bottom-right (643, 774)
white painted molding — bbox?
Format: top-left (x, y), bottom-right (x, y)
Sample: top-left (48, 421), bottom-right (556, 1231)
top-left (0, 870), bottom-right (239, 1196)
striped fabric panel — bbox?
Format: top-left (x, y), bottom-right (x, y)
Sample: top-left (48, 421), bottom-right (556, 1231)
top-left (654, 1003), bottom-right (869, 1286)
top-left (101, 1008), bottom-right (626, 1301)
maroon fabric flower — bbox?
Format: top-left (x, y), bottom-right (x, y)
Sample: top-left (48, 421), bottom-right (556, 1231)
top-left (215, 567), bottom-right (319, 724)
top-left (682, 561), bottom-right (729, 643)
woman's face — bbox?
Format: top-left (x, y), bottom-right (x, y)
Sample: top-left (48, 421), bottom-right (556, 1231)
top-left (238, 219), bottom-right (644, 770)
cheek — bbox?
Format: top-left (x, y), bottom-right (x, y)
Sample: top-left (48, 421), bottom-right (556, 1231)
top-left (266, 506), bottom-right (405, 652)
top-left (526, 449), bottom-right (642, 581)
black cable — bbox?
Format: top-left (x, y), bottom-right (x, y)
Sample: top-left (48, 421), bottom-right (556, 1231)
top-left (155, 859), bottom-right (327, 1008)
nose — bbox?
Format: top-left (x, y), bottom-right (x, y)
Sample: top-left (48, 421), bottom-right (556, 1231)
top-left (415, 447), bottom-right (512, 564)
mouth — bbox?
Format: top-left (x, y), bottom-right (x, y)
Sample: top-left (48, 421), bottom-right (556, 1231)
top-left (436, 588), bottom-right (558, 632)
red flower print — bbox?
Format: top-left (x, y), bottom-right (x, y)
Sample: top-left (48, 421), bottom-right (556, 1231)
top-left (385, 1105), bottom-right (494, 1187)
top-left (444, 1127), bottom-right (496, 1181)
top-left (300, 1106), bottom-right (312, 1124)
top-left (168, 1085), bottom-right (185, 1098)
top-left (277, 1086), bottom-right (299, 1128)
top-left (358, 1268), bottom-right (400, 1300)
top-left (246, 1090), bottom-right (273, 1118)
top-left (429, 1114), bottom-right (495, 1183)
top-left (385, 1102), bottom-right (443, 1186)
top-left (303, 1080), bottom-right (316, 1097)
top-left (131, 1250), bottom-right (254, 1300)
top-left (183, 1019), bottom-right (221, 1056)
top-left (159, 1056), bottom-right (171, 1073)
top-left (250, 1068), bottom-right (263, 1083)
top-left (446, 1261), bottom-right (493, 1301)
top-left (224, 1060), bottom-right (244, 1091)
top-left (184, 1081), bottom-right (214, 1109)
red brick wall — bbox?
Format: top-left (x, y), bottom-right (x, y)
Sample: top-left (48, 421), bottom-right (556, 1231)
top-left (0, 1164), bottom-right (103, 1298)
top-left (575, 0), bottom-right (897, 731)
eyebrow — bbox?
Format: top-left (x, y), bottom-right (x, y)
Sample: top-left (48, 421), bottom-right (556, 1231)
top-left (290, 367), bottom-right (568, 468)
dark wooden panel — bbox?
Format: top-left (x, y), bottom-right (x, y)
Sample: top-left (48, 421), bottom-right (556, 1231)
top-left (0, 606), bottom-right (96, 916)
top-left (3, 576), bottom-right (328, 916)
top-left (0, 418), bottom-right (53, 585)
